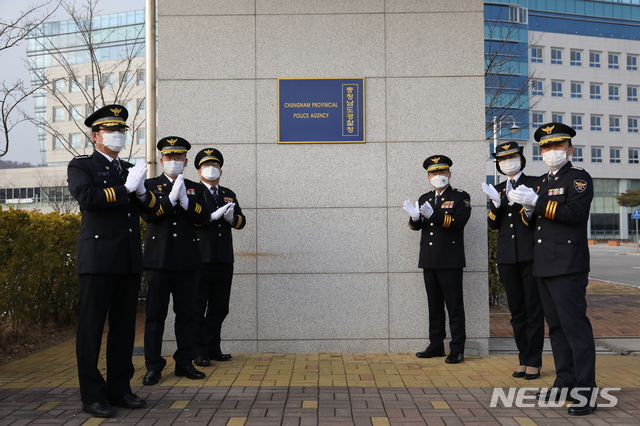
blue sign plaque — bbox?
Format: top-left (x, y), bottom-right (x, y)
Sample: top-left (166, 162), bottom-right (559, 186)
top-left (278, 78), bottom-right (365, 143)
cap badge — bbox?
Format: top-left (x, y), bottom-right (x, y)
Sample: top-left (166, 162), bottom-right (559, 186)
top-left (167, 138), bottom-right (178, 146)
top-left (110, 107), bottom-right (122, 116)
top-left (204, 149), bottom-right (214, 155)
top-left (431, 157), bottom-right (440, 164)
top-left (541, 125), bottom-right (555, 135)
top-left (502, 144), bottom-right (511, 151)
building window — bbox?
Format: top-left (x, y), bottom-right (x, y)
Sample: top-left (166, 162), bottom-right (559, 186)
top-left (551, 48), bottom-right (563, 65)
top-left (609, 116), bottom-right (621, 132)
top-left (590, 83), bottom-right (601, 99)
top-left (532, 144), bottom-right (542, 161)
top-left (628, 54), bottom-right (638, 71)
top-left (591, 147), bottom-right (603, 163)
top-left (570, 50), bottom-right (582, 66)
top-left (136, 129), bottom-right (146, 145)
top-left (589, 51), bottom-right (601, 68)
top-left (609, 84), bottom-right (620, 101)
top-left (628, 86), bottom-right (638, 102)
top-left (608, 53), bottom-right (620, 69)
top-left (572, 146), bottom-right (584, 163)
top-left (532, 112), bottom-right (544, 128)
top-left (85, 76), bottom-right (96, 90)
top-left (101, 73), bottom-right (114, 88)
top-left (551, 80), bottom-right (563, 97)
top-left (570, 81), bottom-right (582, 98)
top-left (69, 104), bottom-right (82, 120)
top-left (531, 47), bottom-right (543, 63)
top-left (70, 79), bottom-right (80, 92)
top-left (610, 148), bottom-right (621, 163)
top-left (120, 71), bottom-right (133, 87)
top-left (53, 106), bottom-right (65, 122)
top-left (509, 6), bottom-right (527, 23)
top-left (53, 79), bottom-right (65, 93)
top-left (53, 136), bottom-right (64, 150)
top-left (629, 148), bottom-right (639, 164)
top-left (136, 70), bottom-right (145, 86)
top-left (590, 115), bottom-right (602, 131)
top-left (85, 104), bottom-right (97, 117)
top-left (531, 79), bottom-right (543, 96)
top-left (552, 113), bottom-right (564, 123)
top-left (629, 117), bottom-right (639, 133)
top-left (70, 133), bottom-right (83, 148)
top-left (571, 114), bottom-right (583, 130)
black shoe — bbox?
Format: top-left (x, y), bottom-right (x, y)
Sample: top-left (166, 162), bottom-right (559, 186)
top-left (194, 355), bottom-right (211, 367)
top-left (416, 347), bottom-right (446, 358)
top-left (143, 370), bottom-right (161, 386)
top-left (512, 371), bottom-right (526, 378)
top-left (568, 403), bottom-right (596, 416)
top-left (523, 368), bottom-right (541, 380)
top-left (82, 401), bottom-right (116, 417)
top-left (108, 393), bottom-right (146, 409)
top-left (175, 364), bottom-right (206, 379)
top-left (445, 352), bottom-right (464, 364)
top-left (536, 388), bottom-right (576, 403)
top-left (210, 351), bottom-right (232, 362)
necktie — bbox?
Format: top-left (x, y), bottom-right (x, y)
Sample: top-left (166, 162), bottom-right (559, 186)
top-left (510, 179), bottom-right (516, 189)
top-left (211, 186), bottom-right (218, 205)
top-left (112, 159), bottom-right (122, 178)
top-left (434, 195), bottom-right (439, 205)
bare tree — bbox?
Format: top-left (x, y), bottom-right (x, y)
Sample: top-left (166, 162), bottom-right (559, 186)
top-left (25, 0), bottom-right (146, 161)
top-left (0, 0), bottom-right (62, 158)
top-left (35, 173), bottom-right (79, 213)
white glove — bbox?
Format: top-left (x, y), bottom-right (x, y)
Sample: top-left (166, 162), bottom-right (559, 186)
top-left (211, 201), bottom-right (233, 221)
top-left (482, 182), bottom-right (501, 208)
top-left (507, 185), bottom-right (538, 210)
top-left (175, 175), bottom-right (189, 209)
top-left (403, 199), bottom-right (420, 221)
top-left (125, 161), bottom-right (147, 194)
top-left (420, 201), bottom-right (434, 219)
top-left (223, 202), bottom-right (236, 223)
top-left (168, 174), bottom-right (185, 206)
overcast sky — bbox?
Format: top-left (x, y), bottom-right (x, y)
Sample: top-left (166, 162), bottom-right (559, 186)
top-left (0, 0), bottom-right (145, 163)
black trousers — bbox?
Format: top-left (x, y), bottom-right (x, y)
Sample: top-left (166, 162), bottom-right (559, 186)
top-left (144, 269), bottom-right (198, 371)
top-left (423, 268), bottom-right (466, 353)
top-left (537, 272), bottom-right (596, 391)
top-left (76, 273), bottom-right (140, 404)
top-left (498, 260), bottom-right (544, 367)
top-left (195, 262), bottom-right (234, 356)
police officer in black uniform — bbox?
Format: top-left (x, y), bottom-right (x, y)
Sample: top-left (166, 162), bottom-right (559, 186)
top-left (141, 137), bottom-right (209, 385)
top-left (483, 142), bottom-right (544, 380)
top-left (403, 155), bottom-right (471, 364)
top-left (67, 104), bottom-right (158, 417)
top-left (508, 123), bottom-right (596, 416)
top-left (192, 148), bottom-right (246, 366)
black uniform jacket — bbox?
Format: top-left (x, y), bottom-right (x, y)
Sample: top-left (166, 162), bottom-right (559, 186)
top-left (196, 183), bottom-right (246, 264)
top-left (523, 162), bottom-right (593, 278)
top-left (67, 150), bottom-right (159, 275)
top-left (408, 186), bottom-right (471, 269)
top-left (487, 174), bottom-right (537, 264)
top-left (141, 174), bottom-right (209, 271)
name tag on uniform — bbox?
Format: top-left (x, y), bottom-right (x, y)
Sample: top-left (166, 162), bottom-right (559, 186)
top-left (441, 201), bottom-right (454, 209)
top-left (97, 171), bottom-right (110, 177)
top-left (548, 188), bottom-right (565, 196)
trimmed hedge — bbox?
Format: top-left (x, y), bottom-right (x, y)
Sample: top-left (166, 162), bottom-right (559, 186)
top-left (0, 208), bottom-right (81, 340)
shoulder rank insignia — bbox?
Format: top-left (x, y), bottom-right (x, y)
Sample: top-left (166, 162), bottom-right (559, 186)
top-left (74, 155), bottom-right (91, 159)
top-left (571, 166), bottom-right (584, 170)
top-left (574, 179), bottom-right (588, 193)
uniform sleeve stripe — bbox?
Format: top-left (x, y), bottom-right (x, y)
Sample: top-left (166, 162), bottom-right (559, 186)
top-left (442, 214), bottom-right (452, 228)
top-left (234, 215), bottom-right (243, 229)
top-left (488, 211), bottom-right (496, 221)
top-left (155, 205), bottom-right (165, 216)
top-left (408, 218), bottom-right (418, 229)
top-left (195, 203), bottom-right (202, 214)
top-left (148, 192), bottom-right (156, 208)
top-left (103, 187), bottom-right (116, 202)
top-left (545, 200), bottom-right (558, 220)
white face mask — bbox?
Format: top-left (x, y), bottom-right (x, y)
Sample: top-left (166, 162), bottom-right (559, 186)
top-left (542, 149), bottom-right (569, 170)
top-left (101, 131), bottom-right (126, 152)
top-left (499, 157), bottom-right (521, 176)
top-left (163, 160), bottom-right (184, 176)
top-left (430, 175), bottom-right (449, 189)
top-left (201, 166), bottom-right (220, 181)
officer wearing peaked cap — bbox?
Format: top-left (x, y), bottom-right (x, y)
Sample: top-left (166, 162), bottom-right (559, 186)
top-left (483, 142), bottom-right (544, 380)
top-left (67, 104), bottom-right (158, 417)
top-left (402, 155), bottom-right (471, 364)
top-left (192, 148), bottom-right (246, 366)
top-left (141, 137), bottom-right (210, 385)
top-left (508, 123), bottom-right (596, 416)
